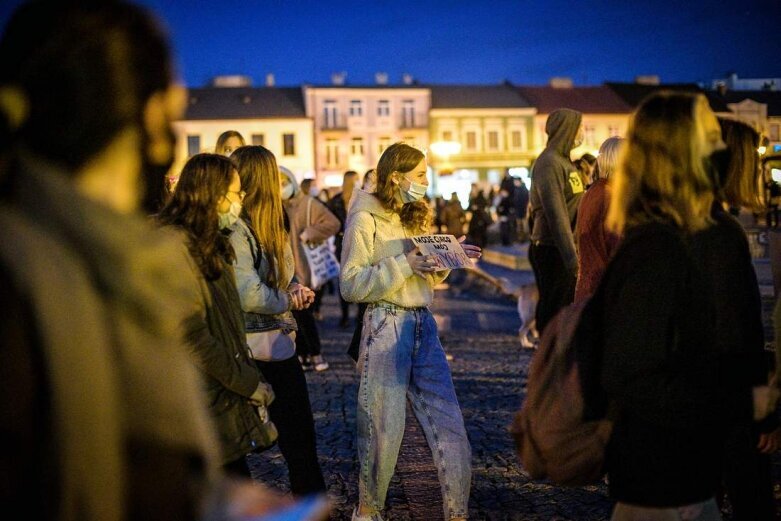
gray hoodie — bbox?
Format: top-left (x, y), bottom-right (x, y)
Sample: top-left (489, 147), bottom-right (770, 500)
top-left (529, 108), bottom-right (584, 273)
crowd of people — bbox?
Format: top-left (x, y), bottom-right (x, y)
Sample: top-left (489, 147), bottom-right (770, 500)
top-left (1, 2), bottom-right (780, 521)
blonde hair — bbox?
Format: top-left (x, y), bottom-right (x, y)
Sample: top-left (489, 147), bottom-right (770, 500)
top-left (596, 137), bottom-right (623, 179)
top-left (607, 92), bottom-right (714, 235)
top-left (230, 146), bottom-right (290, 289)
top-left (375, 142), bottom-right (430, 233)
top-left (718, 117), bottom-right (763, 211)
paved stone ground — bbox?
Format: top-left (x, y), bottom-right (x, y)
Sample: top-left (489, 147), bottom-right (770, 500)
top-left (248, 272), bottom-right (781, 520)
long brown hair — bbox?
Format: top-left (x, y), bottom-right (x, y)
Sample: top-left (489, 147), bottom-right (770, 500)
top-left (216, 130), bottom-right (245, 155)
top-left (608, 92), bottom-right (714, 234)
top-left (718, 117), bottom-right (763, 211)
top-left (230, 146), bottom-right (290, 289)
top-left (375, 142), bottom-right (430, 233)
top-left (157, 153), bottom-right (236, 280)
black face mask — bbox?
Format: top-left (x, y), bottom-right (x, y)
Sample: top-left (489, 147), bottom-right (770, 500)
top-left (703, 148), bottom-right (731, 195)
top-left (139, 121), bottom-right (176, 215)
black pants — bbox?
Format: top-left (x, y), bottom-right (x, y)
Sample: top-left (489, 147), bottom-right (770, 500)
top-left (721, 422), bottom-right (775, 520)
top-left (528, 242), bottom-right (576, 335)
top-left (292, 308), bottom-right (322, 358)
top-left (255, 356), bottom-right (326, 495)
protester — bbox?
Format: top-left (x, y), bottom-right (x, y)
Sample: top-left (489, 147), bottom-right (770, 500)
top-left (0, 3), bottom-right (225, 519)
top-left (467, 192), bottom-right (492, 249)
top-left (691, 117), bottom-right (777, 519)
top-left (592, 92), bottom-right (724, 520)
top-left (442, 192), bottom-right (466, 237)
top-left (497, 188), bottom-right (516, 246)
top-left (216, 130), bottom-right (246, 157)
top-left (340, 142), bottom-right (481, 521)
top-left (528, 108), bottom-right (584, 334)
top-left (327, 170), bottom-right (359, 328)
top-left (157, 153), bottom-right (277, 476)
top-left (280, 165), bottom-right (340, 371)
top-left (363, 168), bottom-right (378, 192)
top-left (514, 178), bottom-right (530, 243)
top-left (300, 177), bottom-right (315, 198)
top-left (575, 152), bottom-right (597, 188)
top-left (229, 145), bottom-right (327, 495)
top-left (573, 137), bottom-right (623, 303)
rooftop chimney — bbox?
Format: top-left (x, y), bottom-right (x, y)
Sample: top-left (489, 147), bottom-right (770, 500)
top-left (331, 72), bottom-right (347, 86)
top-left (210, 75), bottom-right (253, 87)
top-left (549, 77), bottom-right (573, 88)
top-left (375, 72), bottom-right (388, 85)
top-left (402, 73), bottom-right (414, 85)
top-left (265, 73), bottom-right (275, 87)
top-left (635, 75), bottom-right (660, 86)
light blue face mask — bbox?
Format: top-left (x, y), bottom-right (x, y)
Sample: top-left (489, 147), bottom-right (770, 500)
top-left (218, 201), bottom-right (242, 230)
top-left (400, 176), bottom-right (427, 203)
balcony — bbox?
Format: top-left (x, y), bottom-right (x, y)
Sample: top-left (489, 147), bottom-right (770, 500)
top-left (320, 116), bottom-right (348, 131)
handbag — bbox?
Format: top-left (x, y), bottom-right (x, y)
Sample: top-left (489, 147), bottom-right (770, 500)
top-left (302, 198), bottom-right (340, 290)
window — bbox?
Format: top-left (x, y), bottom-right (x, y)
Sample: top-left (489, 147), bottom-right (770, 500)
top-left (351, 137), bottom-right (364, 156)
top-left (487, 130), bottom-right (499, 150)
top-left (187, 135), bottom-right (200, 157)
top-left (608, 125), bottom-right (620, 137)
top-left (325, 139), bottom-right (339, 168)
top-left (349, 100), bottom-right (363, 117)
top-left (510, 130), bottom-right (523, 150)
top-left (442, 130), bottom-right (453, 141)
top-left (283, 133), bottom-right (295, 156)
top-left (402, 100), bottom-right (415, 128)
top-left (770, 124), bottom-right (780, 142)
top-left (251, 134), bottom-right (265, 146)
top-left (378, 136), bottom-right (391, 154)
top-left (465, 131), bottom-right (477, 151)
top-left (377, 100), bottom-right (390, 117)
top-left (584, 125), bottom-right (596, 147)
top-left (323, 100), bottom-right (338, 128)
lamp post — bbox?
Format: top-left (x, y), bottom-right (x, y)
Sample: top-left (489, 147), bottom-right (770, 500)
top-left (428, 140), bottom-right (462, 196)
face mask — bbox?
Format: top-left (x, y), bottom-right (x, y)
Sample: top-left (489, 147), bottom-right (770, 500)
top-left (218, 200), bottom-right (242, 230)
top-left (400, 176), bottom-right (427, 203)
top-left (703, 148), bottom-right (731, 194)
top-left (281, 184), bottom-right (295, 200)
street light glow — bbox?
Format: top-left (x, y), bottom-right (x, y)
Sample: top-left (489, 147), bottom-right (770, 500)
top-left (429, 140), bottom-right (462, 157)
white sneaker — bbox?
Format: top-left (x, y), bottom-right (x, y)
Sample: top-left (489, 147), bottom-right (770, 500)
top-left (351, 507), bottom-right (384, 521)
top-left (312, 355), bottom-right (329, 372)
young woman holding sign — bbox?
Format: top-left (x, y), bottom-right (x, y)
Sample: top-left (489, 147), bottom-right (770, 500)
top-left (340, 142), bottom-right (481, 521)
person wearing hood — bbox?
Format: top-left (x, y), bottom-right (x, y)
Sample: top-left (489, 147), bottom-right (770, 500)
top-left (279, 165), bottom-right (340, 371)
top-left (340, 143), bottom-right (481, 521)
top-left (528, 108), bottom-right (585, 335)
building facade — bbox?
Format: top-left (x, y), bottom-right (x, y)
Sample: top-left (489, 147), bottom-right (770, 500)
top-left (172, 86), bottom-right (315, 180)
top-left (303, 85), bottom-right (430, 187)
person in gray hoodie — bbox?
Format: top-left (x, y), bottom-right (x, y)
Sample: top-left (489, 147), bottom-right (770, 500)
top-left (528, 108), bottom-right (584, 335)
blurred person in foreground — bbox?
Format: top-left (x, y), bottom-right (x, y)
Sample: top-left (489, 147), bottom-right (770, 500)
top-left (528, 109), bottom-right (584, 334)
top-left (587, 92), bottom-right (725, 520)
top-left (573, 137), bottom-right (623, 303)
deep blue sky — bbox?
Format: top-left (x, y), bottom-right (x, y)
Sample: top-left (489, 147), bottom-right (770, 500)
top-left (2, 0), bottom-right (780, 88)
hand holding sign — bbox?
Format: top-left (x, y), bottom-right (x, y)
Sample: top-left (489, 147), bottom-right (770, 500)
top-left (411, 234), bottom-right (474, 271)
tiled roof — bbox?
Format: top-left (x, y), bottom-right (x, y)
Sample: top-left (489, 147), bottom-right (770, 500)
top-left (714, 90), bottom-right (781, 117)
top-left (183, 87), bottom-right (306, 120)
top-left (515, 85), bottom-right (631, 114)
top-left (605, 82), bottom-right (731, 113)
top-left (429, 84), bottom-right (533, 109)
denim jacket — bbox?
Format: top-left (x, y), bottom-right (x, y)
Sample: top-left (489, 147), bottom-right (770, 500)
top-left (228, 218), bottom-right (297, 333)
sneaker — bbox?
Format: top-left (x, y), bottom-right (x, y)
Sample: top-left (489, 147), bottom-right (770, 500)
top-left (298, 355), bottom-right (314, 372)
top-left (311, 355), bottom-right (329, 372)
top-left (351, 507), bottom-right (383, 521)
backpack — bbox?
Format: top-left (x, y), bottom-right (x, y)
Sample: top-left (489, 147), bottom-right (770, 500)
top-left (510, 296), bottom-right (613, 487)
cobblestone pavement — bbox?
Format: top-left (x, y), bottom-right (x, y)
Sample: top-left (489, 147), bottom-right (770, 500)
top-left (248, 276), bottom-right (781, 520)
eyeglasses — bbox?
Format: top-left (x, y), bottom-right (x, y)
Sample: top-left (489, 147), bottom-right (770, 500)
top-left (224, 189), bottom-right (246, 203)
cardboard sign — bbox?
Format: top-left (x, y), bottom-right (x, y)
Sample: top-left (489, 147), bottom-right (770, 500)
top-left (411, 234), bottom-right (472, 271)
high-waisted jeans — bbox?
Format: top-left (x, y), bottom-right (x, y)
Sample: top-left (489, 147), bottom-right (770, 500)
top-left (356, 303), bottom-right (471, 519)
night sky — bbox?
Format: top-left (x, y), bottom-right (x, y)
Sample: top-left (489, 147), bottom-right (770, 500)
top-left (2, 0), bottom-right (780, 88)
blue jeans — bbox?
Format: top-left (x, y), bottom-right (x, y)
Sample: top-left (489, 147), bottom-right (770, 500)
top-left (356, 303), bottom-right (471, 519)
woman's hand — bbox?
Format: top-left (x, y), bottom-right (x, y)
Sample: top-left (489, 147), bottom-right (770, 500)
top-left (457, 235), bottom-right (482, 259)
top-left (758, 428), bottom-right (781, 454)
top-left (288, 283), bottom-right (315, 310)
top-left (406, 247), bottom-right (438, 277)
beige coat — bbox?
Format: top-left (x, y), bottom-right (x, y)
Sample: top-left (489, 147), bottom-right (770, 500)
top-left (284, 191), bottom-right (341, 288)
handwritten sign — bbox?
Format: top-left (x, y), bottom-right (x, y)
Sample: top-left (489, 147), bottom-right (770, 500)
top-left (411, 234), bottom-right (472, 271)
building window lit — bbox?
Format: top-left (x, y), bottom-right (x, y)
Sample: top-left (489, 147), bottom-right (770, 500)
top-left (770, 124), bottom-right (780, 142)
top-left (325, 139), bottom-right (339, 168)
top-left (465, 131), bottom-right (477, 151)
top-left (251, 134), bottom-right (265, 146)
top-left (442, 130), bottom-right (453, 141)
top-left (283, 133), bottom-right (295, 156)
top-left (487, 130), bottom-right (499, 151)
top-left (402, 100), bottom-right (415, 128)
top-left (510, 130), bottom-right (524, 150)
top-left (584, 125), bottom-right (596, 147)
top-left (351, 137), bottom-right (364, 156)
top-left (377, 100), bottom-right (390, 117)
top-left (187, 135), bottom-right (200, 157)
top-left (349, 100), bottom-right (363, 117)
top-left (378, 136), bottom-right (391, 154)
top-left (324, 100), bottom-right (338, 128)
top-left (608, 125), bottom-right (620, 137)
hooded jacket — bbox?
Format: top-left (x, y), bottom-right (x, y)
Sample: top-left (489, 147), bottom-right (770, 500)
top-left (529, 108), bottom-right (584, 273)
top-left (279, 167), bottom-right (340, 288)
top-left (340, 189), bottom-right (448, 307)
